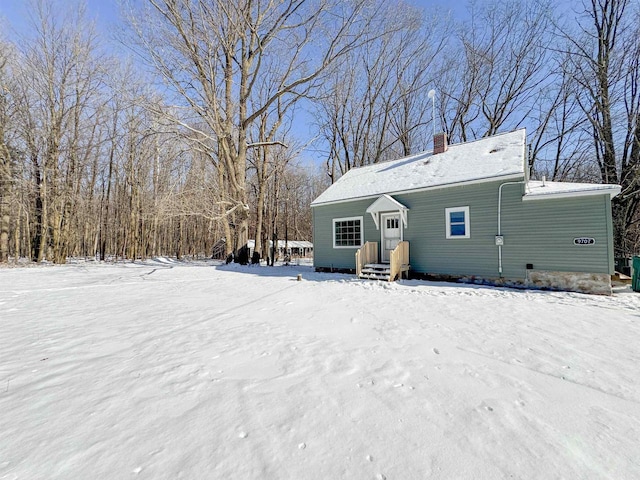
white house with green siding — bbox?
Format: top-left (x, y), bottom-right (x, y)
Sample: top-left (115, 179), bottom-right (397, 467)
top-left (311, 129), bottom-right (621, 294)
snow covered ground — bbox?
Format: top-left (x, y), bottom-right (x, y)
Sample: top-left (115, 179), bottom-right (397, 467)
top-left (1, 259), bottom-right (639, 479)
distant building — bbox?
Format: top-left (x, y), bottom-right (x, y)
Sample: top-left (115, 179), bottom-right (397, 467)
top-left (212, 239), bottom-right (313, 261)
top-left (247, 240), bottom-right (313, 259)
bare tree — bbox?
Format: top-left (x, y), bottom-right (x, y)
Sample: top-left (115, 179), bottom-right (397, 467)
top-left (12, 0), bottom-right (105, 263)
top-left (562, 0), bottom-right (640, 255)
top-left (315, 4), bottom-right (448, 180)
top-left (526, 50), bottom-right (594, 181)
top-left (245, 74), bottom-right (297, 263)
top-left (436, 0), bottom-right (553, 142)
top-left (125, 0), bottom-right (395, 263)
top-left (0, 40), bottom-right (15, 262)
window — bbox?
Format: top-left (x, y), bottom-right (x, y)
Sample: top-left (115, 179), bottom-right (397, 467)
top-left (445, 206), bottom-right (470, 239)
top-left (386, 217), bottom-right (399, 229)
top-left (333, 216), bottom-right (363, 248)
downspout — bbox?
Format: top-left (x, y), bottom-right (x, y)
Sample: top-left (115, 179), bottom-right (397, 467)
top-left (497, 181), bottom-right (526, 276)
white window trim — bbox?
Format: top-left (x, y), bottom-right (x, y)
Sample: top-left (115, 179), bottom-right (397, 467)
top-left (332, 216), bottom-right (364, 249)
top-left (445, 206), bottom-right (470, 239)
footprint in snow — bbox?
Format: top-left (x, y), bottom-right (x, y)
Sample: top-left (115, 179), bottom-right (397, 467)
top-left (298, 443), bottom-right (306, 450)
top-left (433, 348), bottom-right (440, 355)
top-left (480, 401), bottom-right (494, 412)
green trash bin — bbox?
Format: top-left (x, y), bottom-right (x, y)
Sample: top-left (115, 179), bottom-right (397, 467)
top-left (633, 256), bottom-right (640, 292)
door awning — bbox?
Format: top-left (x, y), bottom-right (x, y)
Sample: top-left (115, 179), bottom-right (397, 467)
top-left (366, 194), bottom-right (409, 229)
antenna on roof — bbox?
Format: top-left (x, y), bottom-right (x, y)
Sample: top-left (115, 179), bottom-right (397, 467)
top-left (428, 89), bottom-right (436, 138)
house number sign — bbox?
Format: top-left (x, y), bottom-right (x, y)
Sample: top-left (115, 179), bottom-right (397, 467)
top-left (574, 237), bottom-right (595, 245)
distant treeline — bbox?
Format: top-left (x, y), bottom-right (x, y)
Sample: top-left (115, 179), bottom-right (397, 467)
top-left (0, 0), bottom-right (638, 264)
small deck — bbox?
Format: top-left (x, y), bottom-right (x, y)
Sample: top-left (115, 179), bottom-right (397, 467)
top-left (356, 241), bottom-right (409, 282)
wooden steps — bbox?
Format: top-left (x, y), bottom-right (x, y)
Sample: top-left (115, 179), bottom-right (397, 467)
top-left (355, 241), bottom-right (409, 282)
top-left (360, 263), bottom-right (392, 280)
top-left (359, 263), bottom-right (410, 281)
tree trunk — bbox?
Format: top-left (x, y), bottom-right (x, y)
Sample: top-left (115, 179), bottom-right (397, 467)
top-left (0, 143), bottom-right (10, 262)
top-left (34, 166), bottom-right (47, 262)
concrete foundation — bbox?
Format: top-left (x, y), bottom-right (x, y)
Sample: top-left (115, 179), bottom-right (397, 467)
top-left (525, 270), bottom-right (612, 295)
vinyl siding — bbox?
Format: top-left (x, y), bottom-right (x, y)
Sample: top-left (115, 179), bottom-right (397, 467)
top-left (394, 181), bottom-right (506, 277)
top-left (312, 179), bottom-right (614, 278)
top-left (502, 194), bottom-right (614, 277)
top-left (312, 198), bottom-right (377, 270)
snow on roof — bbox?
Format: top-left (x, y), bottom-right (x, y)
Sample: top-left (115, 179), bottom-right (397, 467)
top-left (524, 180), bottom-right (621, 200)
top-left (247, 240), bottom-right (313, 249)
top-left (280, 240), bottom-right (313, 248)
top-left (311, 129), bottom-right (526, 206)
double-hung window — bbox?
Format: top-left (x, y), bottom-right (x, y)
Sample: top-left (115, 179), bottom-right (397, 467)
top-left (333, 216), bottom-right (363, 248)
top-left (445, 206), bottom-right (470, 239)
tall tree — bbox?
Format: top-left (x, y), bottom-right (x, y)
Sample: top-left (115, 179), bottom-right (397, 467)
top-left (0, 41), bottom-right (15, 262)
top-left (126, 0), bottom-right (399, 262)
top-left (13, 0), bottom-right (104, 262)
top-left (563, 0), bottom-right (640, 255)
top-left (436, 0), bottom-right (553, 143)
top-left (315, 4), bottom-right (448, 180)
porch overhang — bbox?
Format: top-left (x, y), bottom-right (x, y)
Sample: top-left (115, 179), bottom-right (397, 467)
top-left (366, 194), bottom-right (409, 229)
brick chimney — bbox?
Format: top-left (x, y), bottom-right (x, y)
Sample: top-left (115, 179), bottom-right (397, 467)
top-left (433, 132), bottom-right (448, 154)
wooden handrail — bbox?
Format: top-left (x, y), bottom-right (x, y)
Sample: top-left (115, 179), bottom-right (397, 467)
top-left (389, 241), bottom-right (409, 281)
top-left (355, 241), bottom-right (378, 277)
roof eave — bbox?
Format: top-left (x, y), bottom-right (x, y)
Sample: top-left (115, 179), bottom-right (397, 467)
top-left (522, 186), bottom-right (622, 201)
top-left (311, 172), bottom-right (524, 207)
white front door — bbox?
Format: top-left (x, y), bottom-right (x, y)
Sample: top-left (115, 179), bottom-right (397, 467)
top-left (381, 213), bottom-right (401, 263)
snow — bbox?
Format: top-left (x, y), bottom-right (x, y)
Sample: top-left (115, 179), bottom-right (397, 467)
top-left (1, 259), bottom-right (640, 479)
top-left (247, 239), bottom-right (313, 249)
top-left (525, 180), bottom-right (621, 200)
top-left (311, 129), bottom-right (526, 206)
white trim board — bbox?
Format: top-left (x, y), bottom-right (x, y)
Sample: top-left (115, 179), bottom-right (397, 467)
top-left (332, 216), bottom-right (364, 249)
top-left (366, 194), bottom-right (409, 229)
top-left (445, 206), bottom-right (471, 239)
top-left (380, 212), bottom-right (403, 262)
top-left (523, 185), bottom-right (621, 201)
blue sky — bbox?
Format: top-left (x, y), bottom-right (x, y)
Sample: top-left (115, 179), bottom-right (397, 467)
top-left (0, 0), bottom-right (575, 166)
top-left (0, 0), bottom-right (578, 41)
top-left (0, 0), bottom-right (469, 37)
top-left (0, 0), bottom-right (119, 37)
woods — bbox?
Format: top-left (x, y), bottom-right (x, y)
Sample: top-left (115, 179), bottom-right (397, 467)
top-left (0, 0), bottom-right (639, 264)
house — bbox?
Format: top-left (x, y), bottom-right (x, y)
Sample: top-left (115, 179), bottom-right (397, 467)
top-left (247, 239), bottom-right (313, 259)
top-left (311, 129), bottom-right (621, 294)
top-left (212, 239), bottom-right (313, 261)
